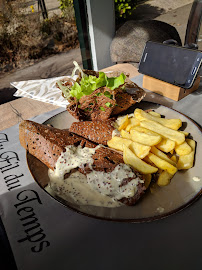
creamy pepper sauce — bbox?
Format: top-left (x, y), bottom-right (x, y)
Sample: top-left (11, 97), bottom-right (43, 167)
top-left (112, 129), bottom-right (120, 138)
top-left (46, 145), bottom-right (143, 207)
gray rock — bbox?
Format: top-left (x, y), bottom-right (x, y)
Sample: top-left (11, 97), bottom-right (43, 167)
top-left (110, 20), bottom-right (182, 64)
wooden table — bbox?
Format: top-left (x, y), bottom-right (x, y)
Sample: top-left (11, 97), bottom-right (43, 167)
top-left (0, 64), bottom-right (139, 131)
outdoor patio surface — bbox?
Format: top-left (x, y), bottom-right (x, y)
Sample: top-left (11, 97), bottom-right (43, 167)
top-left (0, 1), bottom-right (193, 105)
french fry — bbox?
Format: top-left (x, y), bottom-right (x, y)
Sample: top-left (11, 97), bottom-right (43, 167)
top-left (107, 136), bottom-right (132, 151)
top-left (134, 108), bottom-right (182, 130)
top-left (130, 129), bottom-right (162, 146)
top-left (120, 129), bottom-right (131, 140)
top-left (180, 131), bottom-right (189, 137)
top-left (132, 126), bottom-right (160, 136)
top-left (147, 153), bottom-right (177, 175)
top-left (120, 130), bottom-right (151, 158)
top-left (148, 111), bottom-right (161, 118)
top-left (177, 139), bottom-right (196, 170)
top-left (175, 141), bottom-right (192, 156)
top-left (129, 141), bottom-right (151, 159)
top-left (123, 146), bottom-right (158, 174)
top-left (109, 109), bottom-right (196, 189)
top-left (143, 155), bottom-right (157, 167)
top-left (150, 146), bottom-right (176, 166)
top-left (144, 174), bottom-right (152, 189)
top-left (125, 117), bottom-right (140, 132)
top-left (116, 115), bottom-right (127, 126)
top-left (118, 115), bottom-right (129, 131)
top-left (156, 138), bottom-right (175, 153)
top-left (170, 155), bottom-right (177, 163)
top-left (157, 171), bottom-right (174, 186)
top-left (140, 120), bottom-right (185, 145)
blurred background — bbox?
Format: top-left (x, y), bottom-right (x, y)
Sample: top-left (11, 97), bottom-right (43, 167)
top-left (0, 0), bottom-right (200, 104)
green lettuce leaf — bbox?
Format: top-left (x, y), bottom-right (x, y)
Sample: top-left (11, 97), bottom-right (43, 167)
top-left (58, 63), bottom-right (126, 100)
top-left (69, 82), bottom-right (84, 100)
top-left (95, 72), bottom-right (107, 88)
top-left (106, 73), bottom-right (126, 90)
top-left (69, 72), bottom-right (108, 100)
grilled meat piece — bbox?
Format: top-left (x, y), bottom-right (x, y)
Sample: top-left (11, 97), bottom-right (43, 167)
top-left (67, 86), bottom-right (145, 121)
top-left (19, 120), bottom-right (145, 205)
top-left (19, 120), bottom-right (121, 172)
top-left (61, 70), bottom-right (145, 121)
top-left (69, 118), bottom-right (115, 145)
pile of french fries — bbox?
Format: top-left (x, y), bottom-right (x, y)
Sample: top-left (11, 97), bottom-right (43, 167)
top-left (107, 108), bottom-right (196, 188)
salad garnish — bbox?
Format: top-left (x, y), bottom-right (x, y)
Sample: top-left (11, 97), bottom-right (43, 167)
top-left (57, 61), bottom-right (126, 101)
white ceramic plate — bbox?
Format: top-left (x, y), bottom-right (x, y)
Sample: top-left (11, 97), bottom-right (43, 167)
top-left (27, 101), bottom-right (202, 222)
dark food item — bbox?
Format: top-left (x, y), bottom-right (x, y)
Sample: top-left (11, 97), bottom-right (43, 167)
top-left (119, 182), bottom-right (146, 206)
top-left (19, 120), bottom-right (121, 172)
top-left (19, 120), bottom-right (145, 205)
top-left (61, 70), bottom-right (145, 121)
top-left (19, 120), bottom-right (95, 171)
top-left (69, 118), bottom-right (115, 145)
